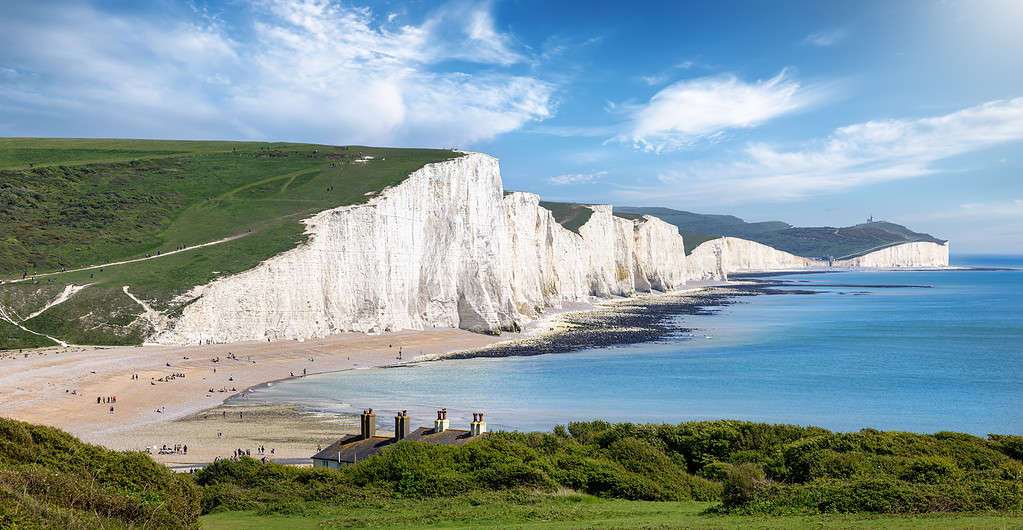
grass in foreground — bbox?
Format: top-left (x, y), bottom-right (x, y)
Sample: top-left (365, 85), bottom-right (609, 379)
top-left (3, 416), bottom-right (1023, 529)
top-left (200, 494), bottom-right (1023, 529)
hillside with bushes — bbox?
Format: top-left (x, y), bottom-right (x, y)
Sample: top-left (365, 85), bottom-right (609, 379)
top-left (3, 417), bottom-right (1021, 528)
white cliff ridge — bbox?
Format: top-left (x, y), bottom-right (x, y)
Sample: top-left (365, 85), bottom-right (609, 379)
top-left (155, 154), bottom-right (689, 344)
top-left (685, 237), bottom-right (949, 280)
top-left (834, 241), bottom-right (949, 268)
top-left (153, 153), bottom-right (949, 345)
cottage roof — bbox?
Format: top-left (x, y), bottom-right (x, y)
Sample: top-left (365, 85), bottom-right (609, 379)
top-left (311, 426), bottom-right (487, 462)
top-left (406, 426), bottom-right (483, 445)
top-left (310, 434), bottom-right (394, 463)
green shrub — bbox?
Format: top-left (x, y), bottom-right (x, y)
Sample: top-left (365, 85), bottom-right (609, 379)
top-left (722, 463), bottom-right (767, 507)
top-left (900, 456), bottom-right (961, 483)
top-left (0, 417), bottom-right (201, 528)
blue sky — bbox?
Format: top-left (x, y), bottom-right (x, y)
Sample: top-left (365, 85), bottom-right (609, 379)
top-left (2, 0), bottom-right (1021, 252)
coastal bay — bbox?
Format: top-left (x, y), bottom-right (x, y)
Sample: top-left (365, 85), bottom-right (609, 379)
top-left (237, 264), bottom-right (1023, 437)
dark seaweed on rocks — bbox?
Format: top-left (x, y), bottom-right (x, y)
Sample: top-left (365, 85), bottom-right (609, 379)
top-left (444, 283), bottom-right (814, 360)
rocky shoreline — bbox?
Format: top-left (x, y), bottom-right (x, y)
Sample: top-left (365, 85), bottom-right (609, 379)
top-left (437, 281), bottom-right (819, 360)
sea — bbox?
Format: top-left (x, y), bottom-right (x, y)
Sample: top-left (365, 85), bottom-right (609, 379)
top-left (233, 254), bottom-right (1023, 436)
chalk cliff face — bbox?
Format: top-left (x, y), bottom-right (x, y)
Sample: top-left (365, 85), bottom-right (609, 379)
top-left (686, 237), bottom-right (949, 280)
top-left (501, 193), bottom-right (687, 318)
top-left (156, 153), bottom-right (519, 343)
top-left (835, 241), bottom-right (949, 268)
top-left (156, 154), bottom-right (689, 344)
top-left (686, 237), bottom-right (815, 280)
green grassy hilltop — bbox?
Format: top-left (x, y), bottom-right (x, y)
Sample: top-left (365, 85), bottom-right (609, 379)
top-left (614, 206), bottom-right (945, 257)
top-left (0, 138), bottom-right (457, 349)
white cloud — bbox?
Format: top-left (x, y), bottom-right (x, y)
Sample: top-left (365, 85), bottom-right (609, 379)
top-left (803, 29), bottom-right (848, 47)
top-left (639, 74), bottom-right (669, 86)
top-left (548, 170), bottom-right (607, 185)
top-left (618, 69), bottom-right (829, 152)
top-left (0, 0), bottom-right (554, 146)
top-left (614, 98), bottom-right (1023, 204)
top-left (957, 199), bottom-right (1023, 219)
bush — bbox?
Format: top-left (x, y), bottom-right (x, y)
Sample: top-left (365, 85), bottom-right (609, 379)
top-left (0, 417), bottom-right (201, 528)
top-left (722, 463), bottom-right (767, 507)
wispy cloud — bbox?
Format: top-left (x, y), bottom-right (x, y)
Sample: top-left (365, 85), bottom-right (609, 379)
top-left (617, 69), bottom-right (831, 152)
top-left (548, 170), bottom-right (607, 185)
top-left (803, 29), bottom-right (848, 47)
top-left (0, 0), bottom-right (554, 146)
top-left (615, 98), bottom-right (1023, 204)
top-left (528, 124), bottom-right (617, 137)
top-left (955, 199), bottom-right (1023, 219)
top-left (636, 60), bottom-right (695, 86)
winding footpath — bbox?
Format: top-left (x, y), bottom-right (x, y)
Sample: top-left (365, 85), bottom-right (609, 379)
top-left (4, 232), bottom-right (251, 285)
top-left (0, 232), bottom-right (252, 346)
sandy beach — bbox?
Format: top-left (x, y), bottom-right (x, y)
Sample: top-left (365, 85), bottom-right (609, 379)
top-left (0, 285), bottom-right (743, 467)
top-left (0, 327), bottom-right (515, 466)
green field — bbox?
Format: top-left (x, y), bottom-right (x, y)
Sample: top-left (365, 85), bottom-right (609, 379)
top-left (200, 496), bottom-right (1023, 529)
top-left (0, 138), bottom-right (456, 348)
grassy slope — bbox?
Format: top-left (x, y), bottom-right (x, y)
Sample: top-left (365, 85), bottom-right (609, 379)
top-left (0, 319), bottom-right (55, 349)
top-left (0, 138), bottom-right (457, 348)
top-left (0, 416), bottom-right (200, 528)
top-left (751, 222), bottom-right (947, 259)
top-left (539, 201), bottom-right (594, 234)
top-left (201, 497), bottom-right (1022, 529)
top-left (615, 206), bottom-right (791, 238)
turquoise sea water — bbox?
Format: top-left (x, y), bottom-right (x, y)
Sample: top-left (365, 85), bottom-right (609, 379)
top-left (238, 255), bottom-right (1023, 435)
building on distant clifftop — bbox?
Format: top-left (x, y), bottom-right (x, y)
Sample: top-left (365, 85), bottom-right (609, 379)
top-left (311, 408), bottom-right (488, 469)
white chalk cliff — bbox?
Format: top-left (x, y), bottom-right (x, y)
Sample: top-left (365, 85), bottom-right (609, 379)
top-left (686, 237), bottom-right (949, 280)
top-left (152, 153), bottom-right (948, 344)
top-left (686, 237), bottom-right (816, 281)
top-left (155, 154), bottom-right (689, 344)
top-left (834, 241), bottom-right (949, 268)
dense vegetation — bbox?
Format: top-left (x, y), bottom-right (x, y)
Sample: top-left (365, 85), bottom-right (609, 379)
top-left (0, 138), bottom-right (456, 348)
top-left (0, 417), bottom-right (200, 528)
top-left (614, 206), bottom-right (945, 258)
top-left (195, 420), bottom-right (1023, 518)
top-left (3, 417), bottom-right (1021, 528)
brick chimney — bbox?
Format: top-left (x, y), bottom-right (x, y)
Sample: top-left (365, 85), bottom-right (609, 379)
top-left (470, 412), bottom-right (487, 436)
top-left (394, 410), bottom-right (410, 441)
top-left (434, 408), bottom-right (449, 433)
top-left (360, 408), bottom-right (376, 439)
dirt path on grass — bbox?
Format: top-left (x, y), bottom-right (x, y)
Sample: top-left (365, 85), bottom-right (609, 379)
top-left (5, 232), bottom-right (251, 285)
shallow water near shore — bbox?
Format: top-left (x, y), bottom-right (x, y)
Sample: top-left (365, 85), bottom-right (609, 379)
top-left (235, 255), bottom-right (1023, 435)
